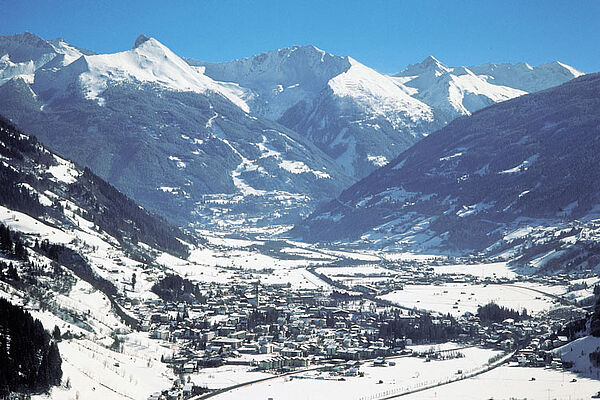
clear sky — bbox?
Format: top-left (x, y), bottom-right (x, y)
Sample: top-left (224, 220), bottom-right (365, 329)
top-left (1, 0), bottom-right (598, 73)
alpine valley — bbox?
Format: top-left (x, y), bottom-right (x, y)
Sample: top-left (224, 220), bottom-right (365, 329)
top-left (2, 30), bottom-right (600, 400)
top-left (295, 73), bottom-right (600, 271)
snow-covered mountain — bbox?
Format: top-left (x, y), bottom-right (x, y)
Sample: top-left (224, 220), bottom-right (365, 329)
top-left (0, 32), bottom-right (94, 85)
top-left (33, 34), bottom-right (249, 110)
top-left (192, 50), bottom-right (582, 179)
top-left (190, 47), bottom-right (439, 178)
top-left (391, 56), bottom-right (583, 124)
top-left (190, 45), bottom-right (350, 121)
top-left (293, 73), bottom-right (600, 258)
top-left (0, 32), bottom-right (584, 231)
top-left (468, 61), bottom-right (585, 93)
top-left (0, 33), bottom-right (353, 230)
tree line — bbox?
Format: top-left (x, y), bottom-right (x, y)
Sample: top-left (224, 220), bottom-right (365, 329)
top-left (377, 310), bottom-right (463, 344)
top-left (0, 298), bottom-right (62, 397)
top-left (151, 274), bottom-right (207, 303)
top-left (477, 302), bottom-right (529, 324)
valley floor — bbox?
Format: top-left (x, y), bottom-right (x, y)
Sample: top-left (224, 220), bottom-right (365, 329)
top-left (0, 217), bottom-right (597, 400)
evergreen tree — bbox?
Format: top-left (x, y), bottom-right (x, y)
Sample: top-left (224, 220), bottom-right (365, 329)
top-left (14, 238), bottom-right (27, 261)
top-left (52, 326), bottom-right (62, 342)
top-left (590, 297), bottom-right (600, 337)
top-left (0, 298), bottom-right (62, 394)
top-left (6, 263), bottom-right (18, 281)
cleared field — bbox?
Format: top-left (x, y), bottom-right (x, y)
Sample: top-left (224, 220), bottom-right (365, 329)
top-left (380, 283), bottom-right (563, 317)
top-left (411, 363), bottom-right (598, 399)
top-left (210, 346), bottom-right (501, 400)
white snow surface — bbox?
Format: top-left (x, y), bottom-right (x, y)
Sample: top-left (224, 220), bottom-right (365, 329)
top-left (431, 262), bottom-right (518, 279)
top-left (211, 346), bottom-right (502, 400)
top-left (328, 57), bottom-right (434, 125)
top-left (392, 56), bottom-right (527, 120)
top-left (468, 61), bottom-right (585, 93)
top-left (47, 155), bottom-right (80, 184)
top-left (72, 37), bottom-right (249, 110)
top-left (381, 283), bottom-right (564, 317)
top-left (411, 363), bottom-right (597, 400)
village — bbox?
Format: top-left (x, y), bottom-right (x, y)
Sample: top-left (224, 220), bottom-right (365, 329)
top-left (124, 262), bottom-right (594, 400)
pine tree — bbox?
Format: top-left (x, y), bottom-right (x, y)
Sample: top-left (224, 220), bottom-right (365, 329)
top-left (590, 297), bottom-right (600, 337)
top-left (52, 326), bottom-right (62, 342)
top-left (7, 263), bottom-right (18, 280)
top-left (46, 343), bottom-right (62, 386)
top-left (14, 238), bottom-right (27, 261)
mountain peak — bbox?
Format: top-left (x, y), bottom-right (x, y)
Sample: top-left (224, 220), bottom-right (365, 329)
top-left (395, 55), bottom-right (451, 77)
top-left (418, 55), bottom-right (449, 70)
top-left (291, 44), bottom-right (325, 54)
top-left (540, 61), bottom-right (585, 77)
top-left (422, 55), bottom-right (441, 65)
top-left (133, 34), bottom-right (150, 49)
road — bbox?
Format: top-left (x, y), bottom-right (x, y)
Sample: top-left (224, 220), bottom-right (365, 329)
top-left (306, 266), bottom-right (431, 315)
top-left (189, 345), bottom-right (503, 400)
top-left (506, 283), bottom-right (585, 310)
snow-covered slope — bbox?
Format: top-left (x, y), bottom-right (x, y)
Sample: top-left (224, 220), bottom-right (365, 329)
top-left (193, 50), bottom-right (581, 179)
top-left (282, 56), bottom-right (436, 177)
top-left (0, 32), bottom-right (93, 85)
top-left (555, 336), bottom-right (600, 377)
top-left (191, 46), bottom-right (439, 178)
top-left (293, 73), bottom-right (600, 258)
top-left (0, 34), bottom-right (353, 230)
top-left (468, 61), bottom-right (585, 93)
top-left (391, 56), bottom-right (581, 124)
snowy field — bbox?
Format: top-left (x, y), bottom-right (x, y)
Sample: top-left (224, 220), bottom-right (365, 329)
top-left (32, 337), bottom-right (172, 400)
top-left (430, 261), bottom-right (519, 279)
top-left (555, 336), bottom-right (600, 378)
top-left (159, 237), bottom-right (339, 289)
top-left (380, 252), bottom-right (445, 262)
top-left (188, 365), bottom-right (272, 390)
top-left (410, 363), bottom-right (599, 400)
top-left (381, 283), bottom-right (565, 316)
top-left (211, 346), bottom-right (502, 400)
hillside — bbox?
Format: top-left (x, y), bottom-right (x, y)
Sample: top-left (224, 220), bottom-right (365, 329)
top-left (293, 73), bottom-right (600, 260)
top-left (193, 50), bottom-right (581, 179)
top-left (0, 115), bottom-right (191, 257)
top-left (0, 34), bottom-right (353, 230)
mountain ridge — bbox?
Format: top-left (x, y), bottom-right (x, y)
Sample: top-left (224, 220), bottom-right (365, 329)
top-left (292, 73), bottom-right (600, 256)
top-left (192, 46), bottom-right (582, 178)
top-left (0, 33), bottom-right (354, 230)
top-left (0, 32), bottom-right (584, 231)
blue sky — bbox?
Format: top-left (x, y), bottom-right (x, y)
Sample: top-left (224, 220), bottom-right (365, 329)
top-left (1, 0), bottom-right (598, 73)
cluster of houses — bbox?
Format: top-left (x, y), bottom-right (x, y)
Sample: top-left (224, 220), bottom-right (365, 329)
top-left (131, 281), bottom-right (412, 374)
top-left (128, 264), bottom-right (593, 400)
